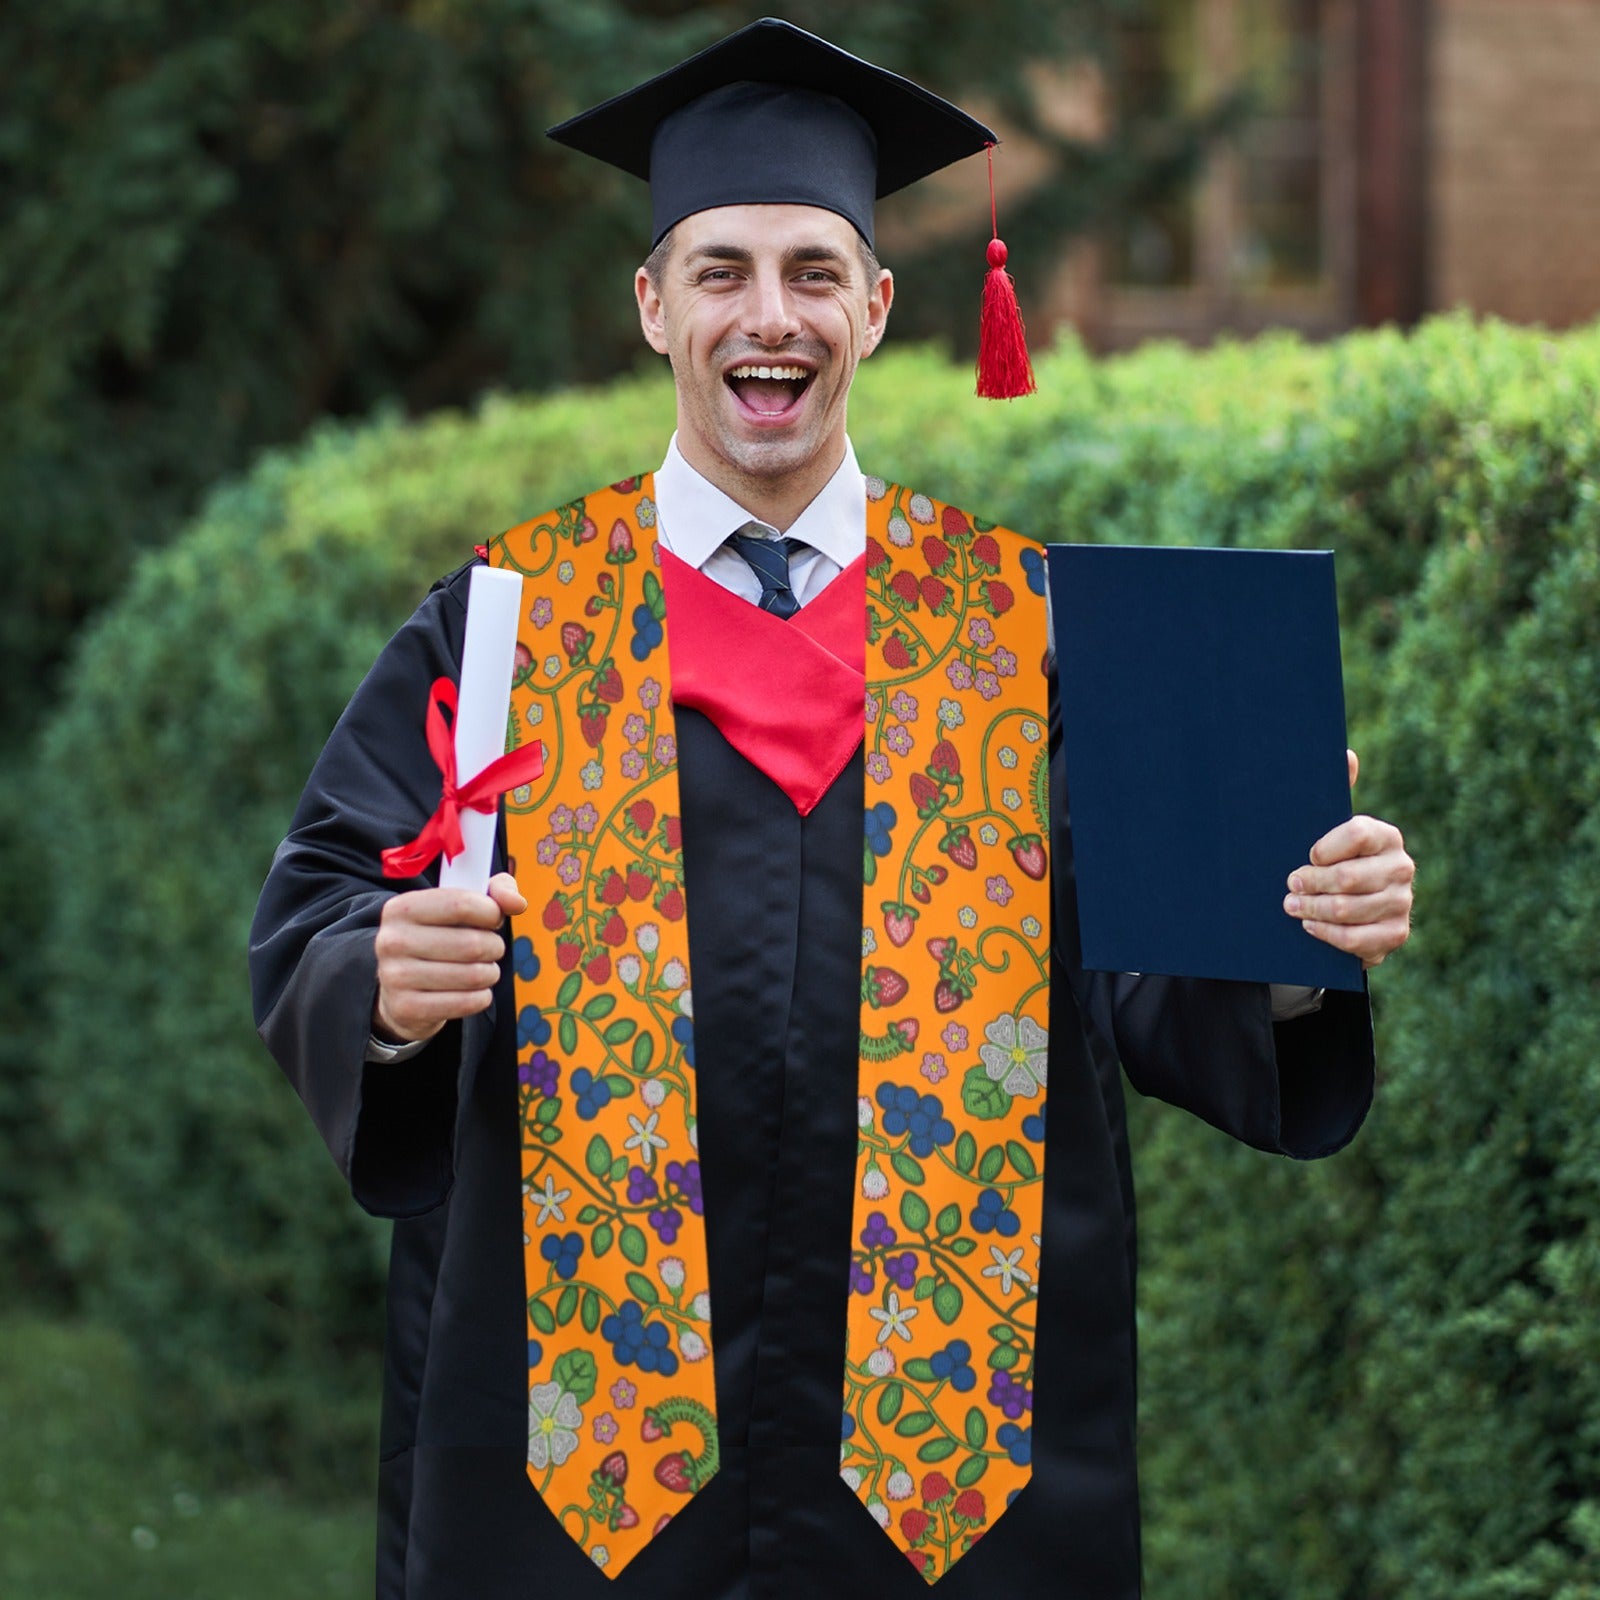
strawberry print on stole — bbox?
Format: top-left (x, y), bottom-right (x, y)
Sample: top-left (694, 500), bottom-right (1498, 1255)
top-left (844, 479), bottom-right (1050, 1584)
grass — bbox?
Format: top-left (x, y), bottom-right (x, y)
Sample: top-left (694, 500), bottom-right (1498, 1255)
top-left (0, 1315), bottom-right (371, 1598)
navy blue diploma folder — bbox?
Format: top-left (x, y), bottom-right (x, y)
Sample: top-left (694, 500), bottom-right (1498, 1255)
top-left (1047, 544), bottom-right (1364, 992)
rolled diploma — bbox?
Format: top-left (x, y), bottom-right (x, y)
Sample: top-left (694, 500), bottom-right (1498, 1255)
top-left (439, 565), bottom-right (526, 893)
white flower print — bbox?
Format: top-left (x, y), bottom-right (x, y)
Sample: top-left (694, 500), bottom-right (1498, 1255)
top-left (979, 1014), bottom-right (1049, 1097)
top-left (869, 1289), bottom-right (919, 1345)
top-left (982, 1243), bottom-right (1032, 1295)
top-left (530, 1176), bottom-right (570, 1226)
top-left (527, 1381), bottom-right (583, 1470)
top-left (624, 1110), bottom-right (669, 1168)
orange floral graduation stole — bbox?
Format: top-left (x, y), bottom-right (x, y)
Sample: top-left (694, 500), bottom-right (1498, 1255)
top-left (489, 473), bottom-right (1050, 1583)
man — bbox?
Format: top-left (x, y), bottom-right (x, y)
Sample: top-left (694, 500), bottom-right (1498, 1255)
top-left (250, 19), bottom-right (1413, 1599)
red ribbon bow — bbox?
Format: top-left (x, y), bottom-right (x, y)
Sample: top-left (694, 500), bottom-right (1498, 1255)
top-left (381, 677), bottom-right (546, 879)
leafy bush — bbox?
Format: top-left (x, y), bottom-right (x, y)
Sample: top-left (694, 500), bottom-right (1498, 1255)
top-left (34, 315), bottom-right (1600, 1600)
top-left (0, 1315), bottom-right (369, 1597)
top-left (1106, 324), bottom-right (1600, 1600)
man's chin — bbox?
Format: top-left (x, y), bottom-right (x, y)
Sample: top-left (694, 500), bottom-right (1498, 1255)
top-left (718, 431), bottom-right (823, 481)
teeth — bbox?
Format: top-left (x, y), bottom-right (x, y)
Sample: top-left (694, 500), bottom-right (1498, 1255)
top-left (727, 365), bottom-right (808, 381)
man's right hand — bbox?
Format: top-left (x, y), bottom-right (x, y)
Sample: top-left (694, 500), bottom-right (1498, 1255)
top-left (372, 872), bottom-right (527, 1044)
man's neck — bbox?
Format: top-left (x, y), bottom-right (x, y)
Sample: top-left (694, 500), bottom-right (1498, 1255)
top-left (674, 436), bottom-right (847, 533)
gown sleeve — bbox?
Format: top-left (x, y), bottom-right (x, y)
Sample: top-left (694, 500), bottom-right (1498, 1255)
top-left (249, 562), bottom-right (499, 1216)
top-left (1047, 681), bottom-right (1375, 1161)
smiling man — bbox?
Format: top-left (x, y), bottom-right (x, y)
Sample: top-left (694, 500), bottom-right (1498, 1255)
top-left (250, 18), bottom-right (1413, 1600)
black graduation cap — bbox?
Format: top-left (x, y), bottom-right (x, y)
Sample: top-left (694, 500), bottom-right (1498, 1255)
top-left (546, 16), bottom-right (998, 249)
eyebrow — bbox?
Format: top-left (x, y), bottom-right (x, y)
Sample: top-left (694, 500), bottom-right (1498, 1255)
top-left (684, 242), bottom-right (855, 273)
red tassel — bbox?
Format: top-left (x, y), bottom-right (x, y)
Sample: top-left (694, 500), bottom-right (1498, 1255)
top-left (976, 145), bottom-right (1035, 400)
top-left (977, 239), bottom-right (1035, 399)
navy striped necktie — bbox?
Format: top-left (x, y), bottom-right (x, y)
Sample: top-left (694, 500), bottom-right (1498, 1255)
top-left (726, 524), bottom-right (806, 619)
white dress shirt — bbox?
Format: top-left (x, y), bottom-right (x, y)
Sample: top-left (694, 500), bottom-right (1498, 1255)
top-left (652, 433), bottom-right (863, 604)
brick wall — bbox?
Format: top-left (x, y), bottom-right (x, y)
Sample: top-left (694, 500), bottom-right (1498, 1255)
top-left (1431, 0), bottom-right (1600, 327)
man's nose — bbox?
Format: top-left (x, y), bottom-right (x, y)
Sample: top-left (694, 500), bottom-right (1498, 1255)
top-left (745, 271), bottom-right (801, 346)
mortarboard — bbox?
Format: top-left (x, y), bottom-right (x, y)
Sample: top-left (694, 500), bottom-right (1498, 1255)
top-left (546, 16), bottom-right (998, 250)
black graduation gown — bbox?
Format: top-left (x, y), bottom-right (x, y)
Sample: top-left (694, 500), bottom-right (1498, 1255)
top-left (250, 560), bottom-right (1374, 1600)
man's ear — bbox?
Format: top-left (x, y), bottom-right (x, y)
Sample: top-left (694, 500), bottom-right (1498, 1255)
top-left (636, 267), bottom-right (670, 356)
top-left (862, 268), bottom-right (894, 358)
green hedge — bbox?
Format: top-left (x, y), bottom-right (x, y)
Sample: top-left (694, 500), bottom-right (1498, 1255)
top-left (33, 317), bottom-right (1600, 1600)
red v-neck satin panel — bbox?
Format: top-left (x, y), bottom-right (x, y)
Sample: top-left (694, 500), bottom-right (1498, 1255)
top-left (660, 551), bottom-right (867, 815)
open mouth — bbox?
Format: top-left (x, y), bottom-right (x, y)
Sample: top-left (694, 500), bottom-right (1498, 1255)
top-left (725, 363), bottom-right (813, 418)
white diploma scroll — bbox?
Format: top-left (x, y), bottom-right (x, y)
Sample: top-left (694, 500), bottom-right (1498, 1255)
top-left (439, 565), bottom-right (526, 894)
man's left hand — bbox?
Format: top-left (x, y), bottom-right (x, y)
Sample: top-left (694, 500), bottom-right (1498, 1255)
top-left (1284, 750), bottom-right (1415, 968)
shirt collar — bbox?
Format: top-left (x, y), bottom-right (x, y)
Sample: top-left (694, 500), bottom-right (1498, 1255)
top-left (653, 434), bottom-right (866, 571)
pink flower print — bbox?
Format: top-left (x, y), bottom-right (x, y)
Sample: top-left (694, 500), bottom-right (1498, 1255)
top-left (557, 854), bottom-right (582, 886)
top-left (976, 670), bottom-right (1002, 701)
top-left (531, 597), bottom-right (554, 629)
top-left (654, 733), bottom-right (677, 764)
top-left (886, 725), bottom-right (913, 757)
top-left (942, 1022), bottom-right (969, 1052)
top-left (865, 691), bottom-right (881, 724)
top-left (549, 804), bottom-right (574, 833)
top-left (592, 1412), bottom-right (619, 1444)
top-left (639, 677), bottom-right (662, 709)
top-left (623, 713), bottom-right (647, 744)
top-left (890, 690), bottom-right (919, 722)
top-left (866, 752), bottom-right (892, 784)
top-left (986, 874), bottom-right (1014, 906)
top-left (993, 645), bottom-right (1018, 677)
top-left (920, 1052), bottom-right (948, 1084)
top-left (609, 1377), bottom-right (637, 1410)
top-left (621, 750), bottom-right (645, 779)
top-left (536, 835), bottom-right (559, 865)
top-left (574, 804), bottom-right (599, 834)
top-left (967, 617), bottom-right (995, 648)
top-left (946, 658), bottom-right (975, 691)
